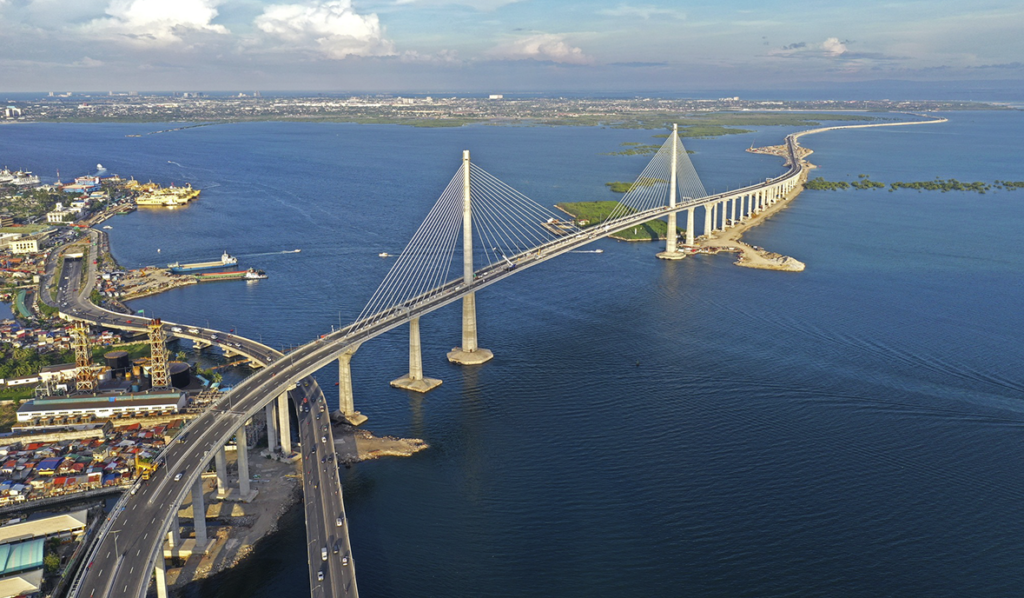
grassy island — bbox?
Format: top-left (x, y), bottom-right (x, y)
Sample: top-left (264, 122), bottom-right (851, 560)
top-left (556, 200), bottom-right (682, 242)
top-left (604, 177), bottom-right (668, 194)
top-left (805, 175), bottom-right (1022, 195)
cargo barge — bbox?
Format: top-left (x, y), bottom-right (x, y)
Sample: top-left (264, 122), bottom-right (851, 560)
top-left (193, 268), bottom-right (267, 282)
top-left (168, 251), bottom-right (237, 273)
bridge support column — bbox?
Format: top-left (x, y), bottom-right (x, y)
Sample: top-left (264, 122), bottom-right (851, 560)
top-left (657, 124), bottom-right (687, 261)
top-left (166, 517), bottom-right (181, 548)
top-left (215, 447), bottom-right (228, 499)
top-left (235, 427), bottom-right (257, 502)
top-left (265, 401), bottom-right (278, 453)
top-left (448, 292), bottom-right (493, 365)
top-left (732, 196), bottom-right (739, 224)
top-left (277, 393), bottom-right (292, 455)
top-left (192, 478), bottom-right (208, 552)
top-left (703, 204), bottom-right (713, 237)
top-left (338, 344), bottom-right (367, 425)
top-left (685, 207), bottom-right (695, 246)
top-left (448, 150), bottom-right (492, 366)
top-left (720, 200), bottom-right (728, 229)
top-left (393, 317), bottom-right (443, 392)
top-left (154, 552), bottom-right (169, 598)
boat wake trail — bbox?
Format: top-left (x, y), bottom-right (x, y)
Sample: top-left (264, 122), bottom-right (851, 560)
top-left (167, 161), bottom-right (184, 168)
top-left (236, 250), bottom-right (302, 258)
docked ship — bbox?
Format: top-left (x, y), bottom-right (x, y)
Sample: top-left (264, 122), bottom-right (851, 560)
top-left (194, 268), bottom-right (267, 282)
top-left (167, 251), bottom-right (237, 273)
top-left (0, 168), bottom-right (14, 183)
top-left (135, 183), bottom-right (201, 207)
top-left (10, 170), bottom-right (40, 186)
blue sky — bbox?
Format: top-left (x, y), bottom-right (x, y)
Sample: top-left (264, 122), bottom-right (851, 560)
top-left (1, 0), bottom-right (1021, 93)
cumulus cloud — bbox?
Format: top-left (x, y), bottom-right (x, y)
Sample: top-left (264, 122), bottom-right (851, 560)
top-left (821, 37), bottom-right (847, 57)
top-left (394, 0), bottom-right (522, 8)
top-left (400, 49), bottom-right (461, 64)
top-left (75, 57), bottom-right (105, 68)
top-left (490, 34), bottom-right (591, 65)
top-left (598, 4), bottom-right (685, 20)
top-left (85, 0), bottom-right (228, 45)
top-left (255, 0), bottom-right (394, 59)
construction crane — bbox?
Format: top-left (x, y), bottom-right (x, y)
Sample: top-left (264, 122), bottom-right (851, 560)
top-left (148, 319), bottom-right (170, 389)
top-left (71, 321), bottom-right (97, 392)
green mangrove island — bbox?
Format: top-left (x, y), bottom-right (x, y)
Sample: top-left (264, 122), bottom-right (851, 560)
top-left (555, 200), bottom-right (682, 242)
top-left (804, 175), bottom-right (1024, 194)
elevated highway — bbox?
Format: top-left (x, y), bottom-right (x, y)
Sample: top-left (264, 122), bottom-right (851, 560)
top-left (49, 257), bottom-right (356, 598)
top-left (54, 129), bottom-right (809, 598)
top-left (56, 118), bottom-right (958, 597)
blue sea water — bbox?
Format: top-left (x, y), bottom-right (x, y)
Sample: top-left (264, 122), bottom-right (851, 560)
top-left (2, 111), bottom-right (1024, 597)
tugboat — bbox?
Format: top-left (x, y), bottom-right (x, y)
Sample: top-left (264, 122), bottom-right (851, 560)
top-left (244, 268), bottom-right (268, 280)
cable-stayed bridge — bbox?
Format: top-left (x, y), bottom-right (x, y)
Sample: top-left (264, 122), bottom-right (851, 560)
top-left (64, 124), bottom-right (807, 598)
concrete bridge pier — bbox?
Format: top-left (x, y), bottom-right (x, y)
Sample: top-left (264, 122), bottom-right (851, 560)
top-left (166, 518), bottom-right (181, 549)
top-left (721, 200), bottom-right (729, 229)
top-left (235, 427), bottom-right (256, 502)
top-left (448, 292), bottom-right (493, 365)
top-left (338, 345), bottom-right (367, 425)
top-left (192, 478), bottom-right (208, 552)
top-left (703, 203), bottom-right (713, 237)
top-left (277, 393), bottom-right (292, 455)
top-left (265, 401), bottom-right (278, 452)
top-left (732, 195), bottom-right (739, 224)
top-left (448, 150), bottom-right (494, 366)
top-left (685, 207), bottom-right (695, 246)
top-left (392, 317), bottom-right (442, 392)
top-left (154, 551), bottom-right (169, 598)
top-left (215, 447), bottom-right (228, 499)
top-left (193, 339), bottom-right (212, 351)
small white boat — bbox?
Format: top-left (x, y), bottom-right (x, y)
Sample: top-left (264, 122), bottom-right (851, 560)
top-left (102, 225), bottom-right (112, 230)
top-left (379, 252), bottom-right (391, 258)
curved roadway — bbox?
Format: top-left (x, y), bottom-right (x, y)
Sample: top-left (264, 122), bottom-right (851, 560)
top-left (56, 129), bottom-right (822, 598)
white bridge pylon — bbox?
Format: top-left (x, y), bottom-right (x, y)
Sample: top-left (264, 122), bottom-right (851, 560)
top-left (355, 150), bottom-right (580, 388)
top-left (605, 124), bottom-right (708, 255)
top-left (358, 152), bottom-right (579, 328)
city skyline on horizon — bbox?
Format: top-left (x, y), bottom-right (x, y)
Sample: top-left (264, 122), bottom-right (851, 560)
top-left (1, 0), bottom-right (1022, 94)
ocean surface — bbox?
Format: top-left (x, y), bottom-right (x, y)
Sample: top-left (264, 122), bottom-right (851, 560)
top-left (2, 111), bottom-right (1024, 597)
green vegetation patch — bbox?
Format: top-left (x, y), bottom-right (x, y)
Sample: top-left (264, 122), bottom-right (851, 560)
top-left (556, 200), bottom-right (682, 242)
top-left (92, 342), bottom-right (151, 361)
top-left (605, 177), bottom-right (668, 193)
top-left (603, 143), bottom-right (662, 156)
top-left (0, 346), bottom-right (74, 379)
top-left (805, 175), bottom-right (1018, 195)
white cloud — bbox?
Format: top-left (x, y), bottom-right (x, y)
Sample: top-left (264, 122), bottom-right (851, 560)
top-left (85, 0), bottom-right (228, 45)
top-left (75, 56), bottom-right (105, 67)
top-left (400, 49), bottom-right (461, 64)
top-left (821, 37), bottom-right (847, 57)
top-left (490, 34), bottom-right (591, 65)
top-left (392, 0), bottom-right (522, 9)
top-left (598, 4), bottom-right (685, 20)
top-left (255, 0), bottom-right (394, 59)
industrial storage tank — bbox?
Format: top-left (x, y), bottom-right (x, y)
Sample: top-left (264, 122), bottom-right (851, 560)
top-left (104, 351), bottom-right (130, 376)
top-left (168, 362), bottom-right (192, 389)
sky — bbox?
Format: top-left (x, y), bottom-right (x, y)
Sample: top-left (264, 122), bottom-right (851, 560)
top-left (1, 0), bottom-right (1022, 93)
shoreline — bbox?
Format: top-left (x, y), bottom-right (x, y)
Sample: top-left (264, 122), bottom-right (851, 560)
top-left (691, 115), bottom-right (949, 272)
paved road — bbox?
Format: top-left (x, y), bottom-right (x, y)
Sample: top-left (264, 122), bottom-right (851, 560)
top-left (50, 257), bottom-right (356, 598)
top-left (296, 380), bottom-right (358, 597)
top-left (58, 136), bottom-right (805, 598)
